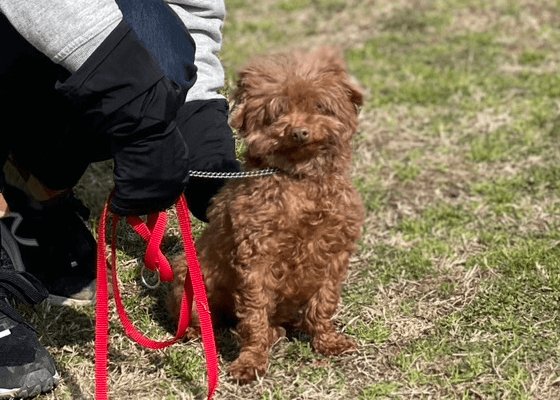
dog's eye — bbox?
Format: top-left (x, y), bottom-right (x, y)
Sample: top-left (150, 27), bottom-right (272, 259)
top-left (263, 109), bottom-right (279, 125)
top-left (264, 97), bottom-right (287, 124)
top-left (315, 102), bottom-right (333, 116)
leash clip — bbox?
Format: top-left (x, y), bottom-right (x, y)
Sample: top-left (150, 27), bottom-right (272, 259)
top-left (141, 265), bottom-right (161, 289)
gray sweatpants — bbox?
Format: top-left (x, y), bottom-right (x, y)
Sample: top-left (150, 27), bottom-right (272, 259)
top-left (0, 0), bottom-right (226, 101)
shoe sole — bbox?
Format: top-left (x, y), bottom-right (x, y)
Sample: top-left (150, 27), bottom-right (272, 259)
top-left (47, 293), bottom-right (95, 307)
top-left (0, 370), bottom-right (59, 399)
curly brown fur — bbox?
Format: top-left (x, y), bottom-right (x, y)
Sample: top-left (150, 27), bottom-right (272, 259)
top-left (168, 47), bottom-right (364, 383)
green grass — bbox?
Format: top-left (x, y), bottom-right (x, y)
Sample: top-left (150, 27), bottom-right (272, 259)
top-left (30, 0), bottom-right (560, 399)
top-left (347, 31), bottom-right (505, 108)
top-left (359, 381), bottom-right (400, 399)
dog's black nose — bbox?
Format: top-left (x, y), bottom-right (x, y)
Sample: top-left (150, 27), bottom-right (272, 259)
top-left (292, 128), bottom-right (309, 142)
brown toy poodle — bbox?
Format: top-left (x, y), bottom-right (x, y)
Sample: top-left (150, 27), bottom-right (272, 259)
top-left (168, 47), bottom-right (364, 383)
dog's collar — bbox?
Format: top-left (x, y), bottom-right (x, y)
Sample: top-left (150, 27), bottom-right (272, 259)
top-left (189, 168), bottom-right (278, 179)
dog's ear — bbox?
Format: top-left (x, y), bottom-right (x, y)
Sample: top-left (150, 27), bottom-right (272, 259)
top-left (231, 68), bottom-right (269, 135)
top-left (344, 78), bottom-right (364, 113)
top-left (311, 47), bottom-right (364, 112)
top-left (230, 103), bottom-right (245, 131)
top-left (231, 69), bottom-right (253, 133)
top-left (230, 95), bottom-right (246, 132)
top-left (231, 61), bottom-right (286, 133)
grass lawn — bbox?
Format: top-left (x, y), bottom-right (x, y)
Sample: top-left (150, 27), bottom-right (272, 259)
top-left (25, 0), bottom-right (560, 399)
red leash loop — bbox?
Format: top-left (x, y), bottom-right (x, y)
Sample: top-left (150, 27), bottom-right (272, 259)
top-left (95, 194), bottom-right (218, 400)
top-left (127, 213), bottom-right (175, 283)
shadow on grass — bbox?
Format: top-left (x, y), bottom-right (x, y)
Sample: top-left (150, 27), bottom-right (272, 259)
top-left (140, 279), bottom-right (316, 365)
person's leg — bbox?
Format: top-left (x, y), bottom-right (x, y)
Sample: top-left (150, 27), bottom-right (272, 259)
top-left (1, 156), bottom-right (98, 307)
top-left (1, 0), bottom-right (200, 305)
top-left (1, 2), bottom-right (198, 396)
top-left (1, 0), bottom-right (202, 306)
top-left (0, 12), bottom-right (98, 307)
top-left (3, 1), bottom-right (196, 217)
top-left (0, 148), bottom-right (7, 218)
top-left (1, 0), bottom-right (233, 221)
top-left (0, 195), bottom-right (8, 218)
top-left (169, 0), bottom-right (240, 222)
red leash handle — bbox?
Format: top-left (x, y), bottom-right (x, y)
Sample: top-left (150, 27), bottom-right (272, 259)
top-left (95, 193), bottom-right (219, 399)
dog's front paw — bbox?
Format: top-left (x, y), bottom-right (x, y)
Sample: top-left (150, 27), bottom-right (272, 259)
top-left (312, 332), bottom-right (357, 356)
top-left (270, 326), bottom-right (286, 343)
top-left (185, 326), bottom-right (202, 340)
top-left (228, 351), bottom-right (269, 383)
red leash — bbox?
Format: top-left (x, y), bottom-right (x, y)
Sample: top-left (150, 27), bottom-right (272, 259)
top-left (95, 193), bottom-right (218, 399)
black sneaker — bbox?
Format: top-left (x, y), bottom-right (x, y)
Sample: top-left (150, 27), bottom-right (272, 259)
top-left (1, 185), bottom-right (96, 306)
top-left (0, 249), bottom-right (59, 399)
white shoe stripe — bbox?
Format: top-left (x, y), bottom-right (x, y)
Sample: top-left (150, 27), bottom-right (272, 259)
top-left (0, 328), bottom-right (11, 339)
